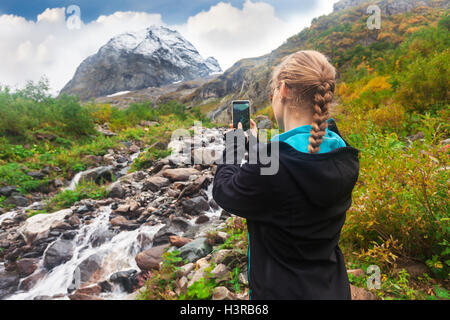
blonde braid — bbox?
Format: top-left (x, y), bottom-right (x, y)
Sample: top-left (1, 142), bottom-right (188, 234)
top-left (308, 80), bottom-right (335, 154)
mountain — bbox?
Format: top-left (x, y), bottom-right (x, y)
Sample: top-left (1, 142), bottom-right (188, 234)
top-left (181, 0), bottom-right (448, 122)
top-left (60, 26), bottom-right (222, 100)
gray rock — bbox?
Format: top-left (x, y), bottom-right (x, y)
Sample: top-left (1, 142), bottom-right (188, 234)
top-left (178, 237), bottom-right (212, 263)
top-left (43, 239), bottom-right (75, 269)
top-left (107, 181), bottom-right (125, 199)
top-left (16, 258), bottom-right (39, 278)
top-left (109, 270), bottom-right (139, 293)
top-left (0, 270), bottom-right (20, 299)
top-left (27, 171), bottom-right (45, 180)
top-left (78, 166), bottom-right (113, 185)
top-left (0, 186), bottom-right (17, 197)
top-left (73, 253), bottom-right (104, 285)
top-left (89, 229), bottom-right (116, 247)
top-left (142, 176), bottom-right (170, 192)
top-left (181, 196), bottom-right (210, 215)
top-left (4, 195), bottom-right (29, 208)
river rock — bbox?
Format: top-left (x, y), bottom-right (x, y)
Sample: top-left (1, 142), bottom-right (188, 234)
top-left (187, 263), bottom-right (210, 287)
top-left (110, 215), bottom-right (129, 227)
top-left (178, 237), bottom-right (212, 263)
top-left (209, 199), bottom-right (219, 210)
top-left (142, 176), bottom-right (170, 192)
top-left (43, 239), bottom-right (75, 269)
top-left (175, 263), bottom-right (195, 278)
top-left (195, 215), bottom-right (210, 224)
top-left (212, 286), bottom-right (235, 300)
top-left (152, 219), bottom-right (190, 246)
top-left (4, 195), bottom-right (29, 208)
top-left (73, 284), bottom-right (102, 296)
top-left (0, 186), bottom-right (17, 197)
top-left (107, 181), bottom-right (125, 199)
top-left (169, 235), bottom-right (192, 248)
top-left (135, 243), bottom-right (170, 271)
top-left (16, 258), bottom-right (39, 277)
top-left (181, 196), bottom-right (210, 215)
top-left (162, 168), bottom-right (201, 181)
top-left (27, 171), bottom-right (45, 180)
top-left (18, 209), bottom-right (72, 244)
top-left (89, 229), bottom-right (116, 247)
top-left (350, 284), bottom-right (377, 300)
top-left (73, 253), bottom-right (104, 284)
top-left (19, 270), bottom-right (46, 291)
top-left (69, 293), bottom-right (104, 300)
top-left (109, 269), bottom-right (139, 293)
top-left (211, 264), bottom-right (229, 280)
top-left (0, 270), bottom-right (20, 299)
top-left (79, 166), bottom-right (113, 185)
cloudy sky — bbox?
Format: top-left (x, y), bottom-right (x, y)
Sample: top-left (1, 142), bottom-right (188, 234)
top-left (0, 0), bottom-right (336, 93)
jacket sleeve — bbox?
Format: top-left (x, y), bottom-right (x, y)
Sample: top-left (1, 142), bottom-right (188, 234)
top-left (212, 130), bottom-right (273, 222)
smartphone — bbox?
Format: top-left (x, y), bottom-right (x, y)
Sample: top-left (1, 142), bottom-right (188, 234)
top-left (232, 100), bottom-right (251, 131)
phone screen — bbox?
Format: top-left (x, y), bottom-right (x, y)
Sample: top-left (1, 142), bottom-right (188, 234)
top-left (232, 101), bottom-right (250, 131)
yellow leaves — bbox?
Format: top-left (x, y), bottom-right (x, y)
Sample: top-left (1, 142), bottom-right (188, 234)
top-left (368, 103), bottom-right (406, 130)
top-left (361, 76), bottom-right (392, 94)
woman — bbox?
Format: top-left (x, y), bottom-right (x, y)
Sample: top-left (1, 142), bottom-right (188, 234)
top-left (212, 50), bottom-right (360, 300)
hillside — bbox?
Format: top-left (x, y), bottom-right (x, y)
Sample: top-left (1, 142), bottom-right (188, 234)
top-left (182, 0), bottom-right (448, 122)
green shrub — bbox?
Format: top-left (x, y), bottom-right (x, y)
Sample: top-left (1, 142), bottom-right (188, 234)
top-left (45, 180), bottom-right (107, 212)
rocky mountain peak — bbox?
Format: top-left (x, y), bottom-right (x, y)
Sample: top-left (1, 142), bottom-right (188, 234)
top-left (60, 25), bottom-right (222, 100)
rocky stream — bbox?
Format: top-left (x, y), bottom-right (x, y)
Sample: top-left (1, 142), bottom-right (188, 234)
top-left (0, 126), bottom-right (249, 300)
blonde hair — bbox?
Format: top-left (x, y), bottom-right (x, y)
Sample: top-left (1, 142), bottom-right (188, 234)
top-left (271, 50), bottom-right (336, 154)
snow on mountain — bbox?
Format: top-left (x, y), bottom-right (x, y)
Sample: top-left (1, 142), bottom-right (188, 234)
top-left (60, 25), bottom-right (222, 100)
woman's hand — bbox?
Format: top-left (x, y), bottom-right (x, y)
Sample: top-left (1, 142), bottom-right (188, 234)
top-left (228, 119), bottom-right (258, 137)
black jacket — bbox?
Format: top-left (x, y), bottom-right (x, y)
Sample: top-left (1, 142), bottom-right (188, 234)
top-left (212, 120), bottom-right (360, 300)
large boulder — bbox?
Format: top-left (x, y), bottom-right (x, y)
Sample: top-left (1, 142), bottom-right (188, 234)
top-left (43, 239), bottom-right (75, 269)
top-left (135, 244), bottom-right (170, 271)
top-left (178, 237), bottom-right (212, 263)
top-left (18, 209), bottom-right (72, 244)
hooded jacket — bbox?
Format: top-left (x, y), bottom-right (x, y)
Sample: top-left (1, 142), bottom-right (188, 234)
top-left (212, 119), bottom-right (360, 300)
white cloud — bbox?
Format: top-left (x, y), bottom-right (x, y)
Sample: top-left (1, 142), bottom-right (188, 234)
top-left (0, 8), bottom-right (164, 94)
top-left (176, 0), bottom-right (334, 70)
top-left (0, 1), bottom-right (334, 94)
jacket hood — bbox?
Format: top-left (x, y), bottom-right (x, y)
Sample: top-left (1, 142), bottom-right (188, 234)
top-left (276, 142), bottom-right (359, 207)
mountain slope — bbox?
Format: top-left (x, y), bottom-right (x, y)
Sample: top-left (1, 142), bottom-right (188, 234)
top-left (183, 0), bottom-right (448, 122)
top-left (60, 26), bottom-right (222, 100)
